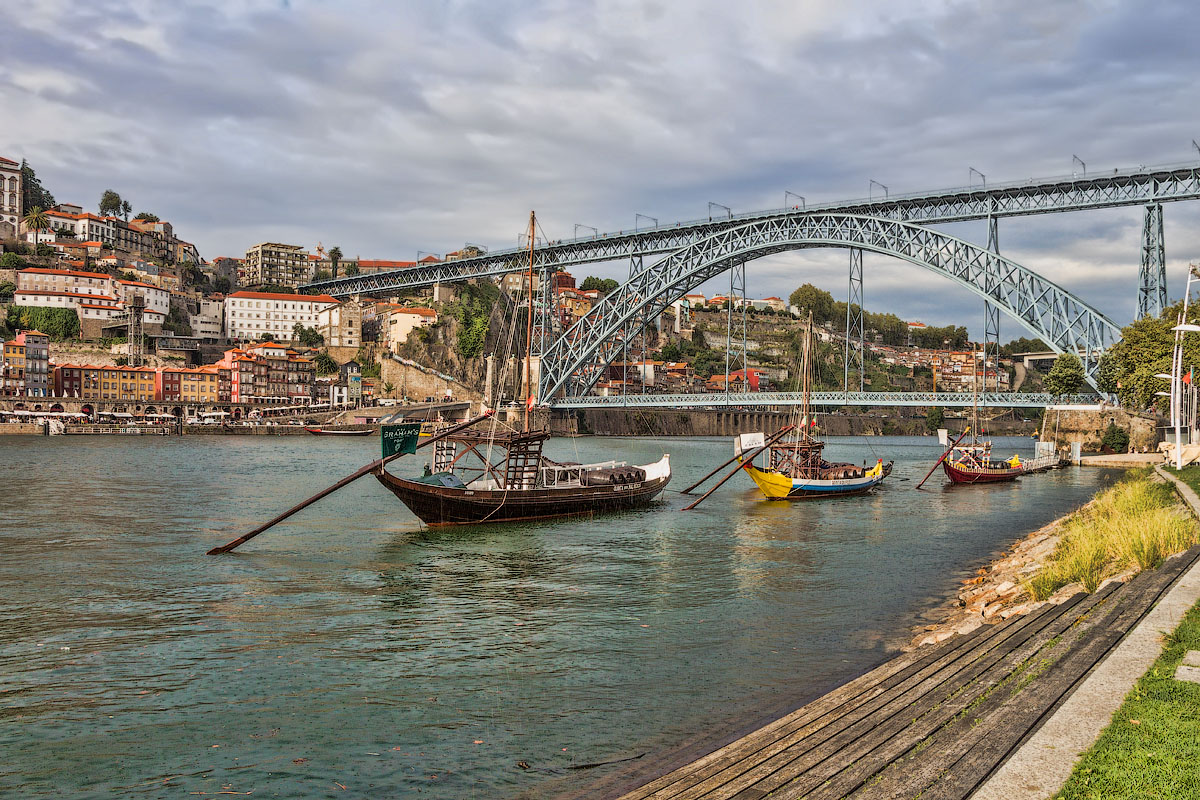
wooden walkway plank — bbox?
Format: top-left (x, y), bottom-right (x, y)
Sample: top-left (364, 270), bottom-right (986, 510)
top-left (747, 593), bottom-right (1097, 800)
top-left (792, 586), bottom-right (1121, 800)
top-left (578, 632), bottom-right (971, 800)
top-left (916, 546), bottom-right (1200, 800)
top-left (855, 549), bottom-right (1200, 800)
top-left (605, 623), bottom-right (1005, 800)
top-left (653, 601), bottom-right (1075, 800)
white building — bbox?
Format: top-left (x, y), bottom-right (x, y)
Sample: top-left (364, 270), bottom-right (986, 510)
top-left (190, 297), bottom-right (224, 341)
top-left (316, 299), bottom-right (365, 349)
top-left (17, 266), bottom-right (115, 298)
top-left (383, 306), bottom-right (438, 351)
top-left (0, 155), bottom-right (21, 238)
top-left (243, 242), bottom-right (312, 288)
top-left (223, 290), bottom-right (338, 341)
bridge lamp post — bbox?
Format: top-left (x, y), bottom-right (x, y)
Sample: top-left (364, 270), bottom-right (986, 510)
top-left (969, 167), bottom-right (986, 190)
top-left (869, 180), bottom-right (888, 200)
top-left (784, 191), bottom-right (805, 210)
top-left (1163, 266), bottom-right (1200, 468)
top-left (1072, 155), bottom-right (1086, 179)
top-left (708, 202), bottom-right (731, 222)
top-left (1193, 140), bottom-right (1200, 159)
top-left (574, 224), bottom-right (598, 240)
top-left (634, 213), bottom-right (657, 233)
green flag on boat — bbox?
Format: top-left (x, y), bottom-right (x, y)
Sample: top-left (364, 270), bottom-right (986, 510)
top-left (381, 423), bottom-right (422, 459)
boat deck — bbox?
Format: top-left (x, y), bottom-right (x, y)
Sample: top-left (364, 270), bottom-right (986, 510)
top-left (562, 545), bottom-right (1200, 800)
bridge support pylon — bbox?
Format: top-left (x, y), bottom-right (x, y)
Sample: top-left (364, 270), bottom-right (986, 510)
top-left (984, 213), bottom-right (1001, 393)
top-left (1139, 202), bottom-right (1167, 320)
top-left (844, 248), bottom-right (864, 392)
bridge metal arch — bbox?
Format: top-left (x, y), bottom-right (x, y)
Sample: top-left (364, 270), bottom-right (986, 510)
top-left (538, 214), bottom-right (1122, 399)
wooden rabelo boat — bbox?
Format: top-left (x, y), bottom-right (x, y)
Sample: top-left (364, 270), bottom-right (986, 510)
top-left (373, 211), bottom-right (671, 525)
top-left (928, 345), bottom-right (1021, 485)
top-left (940, 440), bottom-right (1022, 484)
top-left (374, 427), bottom-right (671, 525)
top-left (305, 427), bottom-right (373, 436)
top-left (739, 313), bottom-right (893, 500)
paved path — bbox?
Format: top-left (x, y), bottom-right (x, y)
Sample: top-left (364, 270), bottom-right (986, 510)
top-left (972, 466), bottom-right (1200, 798)
top-left (1078, 452), bottom-right (1164, 467)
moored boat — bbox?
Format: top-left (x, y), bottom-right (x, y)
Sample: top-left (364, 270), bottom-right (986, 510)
top-left (374, 211), bottom-right (672, 525)
top-left (305, 427), bottom-right (373, 436)
top-left (737, 312), bottom-right (893, 501)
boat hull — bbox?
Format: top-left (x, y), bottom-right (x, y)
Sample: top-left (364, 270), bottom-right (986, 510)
top-left (305, 428), bottom-right (373, 436)
top-left (743, 462), bottom-right (892, 500)
top-left (374, 461), bottom-right (671, 525)
top-left (942, 459), bottom-right (1021, 484)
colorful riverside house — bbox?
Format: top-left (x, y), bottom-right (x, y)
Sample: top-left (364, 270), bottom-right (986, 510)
top-left (54, 364), bottom-right (102, 399)
top-left (1, 337), bottom-right (26, 396)
top-left (215, 342), bottom-right (315, 405)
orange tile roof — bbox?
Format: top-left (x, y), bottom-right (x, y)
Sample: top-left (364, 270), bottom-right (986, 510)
top-left (19, 266), bottom-right (112, 280)
top-left (0, 155), bottom-right (17, 165)
top-left (228, 290), bottom-right (338, 303)
top-left (359, 259), bottom-right (417, 269)
top-left (118, 280), bottom-right (163, 290)
top-left (392, 306), bottom-right (437, 317)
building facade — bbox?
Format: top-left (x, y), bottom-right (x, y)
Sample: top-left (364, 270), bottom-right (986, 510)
top-left (243, 243), bottom-right (312, 288)
top-left (0, 155), bottom-right (21, 238)
top-left (382, 306), bottom-right (438, 351)
top-left (315, 299), bottom-right (365, 348)
top-left (223, 290), bottom-right (338, 341)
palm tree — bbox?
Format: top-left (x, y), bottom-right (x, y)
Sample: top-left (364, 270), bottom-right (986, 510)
top-left (328, 246), bottom-right (343, 278)
top-left (23, 206), bottom-right (49, 249)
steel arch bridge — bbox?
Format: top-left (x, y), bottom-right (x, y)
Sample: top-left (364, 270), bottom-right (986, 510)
top-left (537, 214), bottom-right (1121, 399)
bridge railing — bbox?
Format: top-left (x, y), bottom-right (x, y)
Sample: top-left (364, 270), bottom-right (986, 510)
top-left (547, 391), bottom-right (1104, 409)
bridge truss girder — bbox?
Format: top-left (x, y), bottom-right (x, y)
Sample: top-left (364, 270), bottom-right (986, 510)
top-left (305, 163), bottom-right (1200, 297)
top-left (538, 214), bottom-right (1122, 399)
top-left (548, 391), bottom-right (1098, 409)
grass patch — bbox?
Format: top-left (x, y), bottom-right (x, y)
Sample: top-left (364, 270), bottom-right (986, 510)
top-left (1055, 599), bottom-right (1200, 799)
top-left (1024, 472), bottom-right (1197, 602)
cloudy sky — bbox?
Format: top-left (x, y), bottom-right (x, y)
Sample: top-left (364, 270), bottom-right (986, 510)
top-left (3, 0), bottom-right (1199, 337)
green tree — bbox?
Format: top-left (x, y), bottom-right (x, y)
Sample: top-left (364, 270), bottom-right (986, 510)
top-left (345, 262), bottom-right (360, 276)
top-left (35, 243), bottom-right (54, 258)
top-left (382, 381), bottom-right (395, 395)
top-left (213, 276), bottom-right (231, 294)
top-left (312, 270), bottom-right (332, 282)
top-left (1094, 354), bottom-right (1120, 394)
top-left (292, 322), bottom-right (324, 347)
top-left (1045, 352), bottom-right (1085, 396)
top-left (580, 276), bottom-right (619, 294)
top-left (999, 336), bottom-right (1049, 356)
top-left (0, 280), bottom-right (15, 297)
top-left (313, 352), bottom-right (338, 375)
top-left (120, 200), bottom-right (132, 221)
top-left (99, 190), bottom-right (123, 217)
top-left (788, 283), bottom-right (835, 323)
top-left (22, 206), bottom-right (49, 249)
top-left (1100, 422), bottom-right (1130, 453)
top-left (926, 407), bottom-right (945, 432)
top-left (20, 159), bottom-right (55, 213)
top-left (328, 246), bottom-right (343, 278)
top-left (134, 212), bottom-right (160, 222)
top-left (0, 252), bottom-right (26, 270)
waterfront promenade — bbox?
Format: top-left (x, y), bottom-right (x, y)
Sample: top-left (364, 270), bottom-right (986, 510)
top-left (565, 544), bottom-right (1200, 800)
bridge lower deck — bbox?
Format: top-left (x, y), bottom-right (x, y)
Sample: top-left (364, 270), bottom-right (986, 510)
top-left (565, 545), bottom-right (1200, 800)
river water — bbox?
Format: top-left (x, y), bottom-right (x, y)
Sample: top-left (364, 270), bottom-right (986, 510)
top-left (0, 434), bottom-right (1122, 798)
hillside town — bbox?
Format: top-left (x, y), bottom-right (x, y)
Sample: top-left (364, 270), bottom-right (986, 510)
top-left (1, 156), bottom-right (1040, 416)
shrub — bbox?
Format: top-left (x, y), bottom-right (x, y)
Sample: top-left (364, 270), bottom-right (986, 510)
top-left (1100, 422), bottom-right (1130, 453)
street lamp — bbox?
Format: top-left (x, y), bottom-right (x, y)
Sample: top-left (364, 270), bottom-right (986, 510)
top-left (1166, 267), bottom-right (1200, 468)
top-left (707, 202), bottom-right (731, 221)
top-left (574, 223), bottom-right (598, 240)
top-left (784, 191), bottom-right (805, 210)
top-left (634, 213), bottom-right (657, 232)
top-left (1072, 155), bottom-right (1086, 179)
top-left (969, 167), bottom-right (986, 190)
top-left (869, 179), bottom-right (888, 200)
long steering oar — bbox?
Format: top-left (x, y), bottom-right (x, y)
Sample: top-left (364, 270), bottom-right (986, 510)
top-left (679, 423), bottom-right (795, 495)
top-left (915, 427), bottom-right (970, 490)
top-left (207, 410), bottom-right (494, 554)
top-left (682, 425), bottom-right (795, 511)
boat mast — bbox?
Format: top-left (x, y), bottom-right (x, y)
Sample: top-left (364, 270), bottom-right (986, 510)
top-left (523, 210), bottom-right (536, 432)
